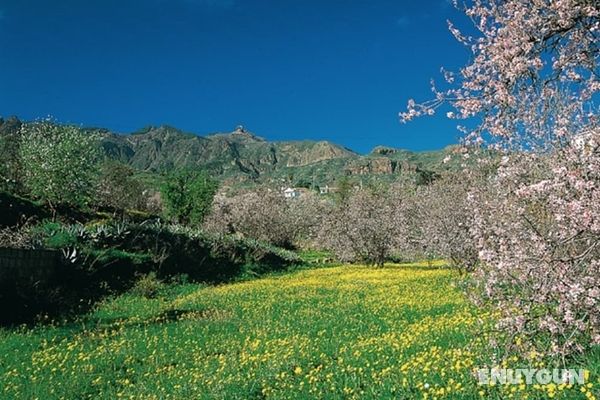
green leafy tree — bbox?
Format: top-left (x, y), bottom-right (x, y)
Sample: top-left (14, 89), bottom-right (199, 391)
top-left (161, 169), bottom-right (218, 225)
top-left (19, 121), bottom-right (100, 208)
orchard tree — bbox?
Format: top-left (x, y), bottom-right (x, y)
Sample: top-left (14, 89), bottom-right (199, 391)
top-left (203, 190), bottom-right (236, 236)
top-left (19, 121), bottom-right (100, 208)
top-left (161, 169), bottom-right (218, 226)
top-left (204, 188), bottom-right (298, 248)
top-left (412, 173), bottom-right (480, 273)
top-left (333, 176), bottom-right (354, 205)
top-left (401, 0), bottom-right (599, 355)
top-left (319, 186), bottom-right (407, 267)
top-left (401, 0), bottom-right (599, 150)
top-left (470, 137), bottom-right (599, 355)
top-left (286, 190), bottom-right (329, 247)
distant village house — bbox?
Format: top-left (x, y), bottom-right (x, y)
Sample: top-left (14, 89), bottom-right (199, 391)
top-left (283, 187), bottom-right (300, 199)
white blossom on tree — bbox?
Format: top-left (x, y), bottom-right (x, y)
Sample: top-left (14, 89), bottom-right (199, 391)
top-left (19, 121), bottom-right (100, 208)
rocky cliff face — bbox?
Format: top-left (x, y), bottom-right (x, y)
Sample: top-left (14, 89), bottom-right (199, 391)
top-left (344, 157), bottom-right (420, 175)
top-left (370, 146), bottom-right (398, 156)
top-left (345, 158), bottom-right (395, 175)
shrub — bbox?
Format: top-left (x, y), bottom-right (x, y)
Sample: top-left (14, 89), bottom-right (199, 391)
top-left (30, 220), bottom-right (301, 285)
top-left (31, 221), bottom-right (78, 249)
top-left (0, 191), bottom-right (49, 228)
top-left (0, 219), bottom-right (300, 325)
top-left (0, 117), bottom-right (23, 194)
top-left (130, 272), bottom-right (164, 299)
top-left (0, 224), bottom-right (36, 249)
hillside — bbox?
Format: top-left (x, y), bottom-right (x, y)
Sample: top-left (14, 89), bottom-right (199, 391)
top-left (100, 125), bottom-right (358, 182)
top-left (0, 263), bottom-right (486, 399)
top-left (99, 125), bottom-right (459, 186)
top-left (1, 117), bottom-right (458, 187)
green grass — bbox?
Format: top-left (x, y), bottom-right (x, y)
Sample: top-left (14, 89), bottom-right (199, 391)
top-left (0, 263), bottom-right (598, 399)
top-left (297, 249), bottom-right (335, 264)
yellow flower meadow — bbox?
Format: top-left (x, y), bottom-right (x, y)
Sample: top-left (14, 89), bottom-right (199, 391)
top-left (0, 263), bottom-right (597, 399)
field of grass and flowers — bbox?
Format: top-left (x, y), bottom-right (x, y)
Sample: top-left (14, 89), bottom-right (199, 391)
top-left (1, 262), bottom-right (598, 399)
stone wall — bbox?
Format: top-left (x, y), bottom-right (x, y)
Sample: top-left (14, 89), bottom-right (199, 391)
top-left (0, 248), bottom-right (60, 285)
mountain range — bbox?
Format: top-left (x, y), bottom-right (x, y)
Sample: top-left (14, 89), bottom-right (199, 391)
top-left (1, 117), bottom-right (458, 187)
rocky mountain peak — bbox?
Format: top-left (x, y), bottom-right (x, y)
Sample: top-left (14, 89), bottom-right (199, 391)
top-left (371, 145), bottom-right (398, 156)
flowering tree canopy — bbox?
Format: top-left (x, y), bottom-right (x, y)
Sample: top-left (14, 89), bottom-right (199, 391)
top-left (471, 131), bottom-right (599, 355)
top-left (204, 188), bottom-right (307, 248)
top-left (319, 186), bottom-right (407, 267)
top-left (401, 0), bottom-right (599, 150)
top-left (19, 121), bottom-right (100, 208)
top-left (412, 174), bottom-right (479, 273)
top-left (401, 0), bottom-right (599, 356)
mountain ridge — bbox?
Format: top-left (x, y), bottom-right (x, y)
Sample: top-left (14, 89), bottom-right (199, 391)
top-left (1, 117), bottom-right (457, 186)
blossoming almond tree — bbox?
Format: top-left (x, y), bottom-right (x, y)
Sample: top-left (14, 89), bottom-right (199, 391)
top-left (401, 0), bottom-right (599, 356)
top-left (318, 186), bottom-right (407, 267)
top-left (401, 0), bottom-right (598, 150)
top-left (412, 174), bottom-right (479, 274)
top-left (471, 133), bottom-right (599, 355)
top-left (204, 188), bottom-right (323, 248)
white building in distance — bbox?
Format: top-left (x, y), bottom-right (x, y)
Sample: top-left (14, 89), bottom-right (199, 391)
top-left (283, 187), bottom-right (300, 199)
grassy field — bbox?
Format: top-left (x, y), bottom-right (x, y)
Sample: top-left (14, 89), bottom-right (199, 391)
top-left (1, 263), bottom-right (597, 399)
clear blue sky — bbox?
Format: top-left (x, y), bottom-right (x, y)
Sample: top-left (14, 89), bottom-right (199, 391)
top-left (0, 0), bottom-right (469, 153)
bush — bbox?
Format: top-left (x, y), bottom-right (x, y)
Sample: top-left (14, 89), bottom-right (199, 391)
top-left (130, 272), bottom-right (164, 299)
top-left (0, 218), bottom-right (300, 325)
top-left (0, 225), bottom-right (36, 249)
top-left (95, 161), bottom-right (146, 212)
top-left (31, 221), bottom-right (78, 249)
